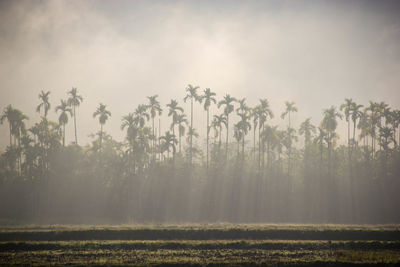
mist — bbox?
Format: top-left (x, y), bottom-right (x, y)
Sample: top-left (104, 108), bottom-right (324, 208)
top-left (1, 0), bottom-right (400, 148)
top-left (0, 0), bottom-right (400, 224)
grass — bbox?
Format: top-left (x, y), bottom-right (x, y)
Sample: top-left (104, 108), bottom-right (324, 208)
top-left (0, 225), bottom-right (399, 266)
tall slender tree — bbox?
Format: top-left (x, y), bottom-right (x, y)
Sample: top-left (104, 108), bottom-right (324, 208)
top-left (67, 88), bottom-right (83, 145)
top-left (257, 99), bottom-right (274, 172)
top-left (299, 118), bottom-right (316, 184)
top-left (0, 105), bottom-right (16, 147)
top-left (237, 112), bottom-right (251, 161)
top-left (184, 84), bottom-right (201, 164)
top-left (350, 102), bottom-right (364, 147)
top-left (167, 99), bottom-right (184, 144)
top-left (147, 95), bottom-right (162, 161)
top-left (55, 100), bottom-right (72, 147)
top-left (251, 106), bottom-right (259, 161)
top-left (36, 90), bottom-right (51, 118)
top-left (121, 113), bottom-right (137, 172)
top-left (218, 94), bottom-right (237, 162)
top-left (160, 131), bottom-right (178, 164)
top-left (212, 114), bottom-right (227, 155)
top-left (281, 101), bottom-right (298, 128)
top-left (236, 99), bottom-right (251, 161)
top-left (261, 125), bottom-right (279, 170)
top-left (9, 109), bottom-right (28, 174)
top-left (174, 113), bottom-right (188, 154)
top-left (133, 104), bottom-right (150, 128)
top-left (340, 98), bottom-right (354, 149)
top-left (281, 101), bottom-right (298, 176)
top-left (201, 88), bottom-right (217, 169)
top-left (299, 118), bottom-right (316, 147)
top-left (321, 106), bottom-right (342, 176)
top-left (93, 103), bottom-right (111, 157)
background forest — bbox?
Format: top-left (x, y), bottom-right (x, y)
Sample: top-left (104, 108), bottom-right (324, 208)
top-left (1, 86), bottom-right (399, 224)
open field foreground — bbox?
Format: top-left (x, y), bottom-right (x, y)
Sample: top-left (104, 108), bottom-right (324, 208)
top-left (0, 225), bottom-right (400, 266)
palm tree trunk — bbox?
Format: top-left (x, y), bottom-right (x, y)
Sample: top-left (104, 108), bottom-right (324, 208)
top-left (179, 124), bottom-right (182, 154)
top-left (219, 125), bottom-right (222, 152)
top-left (9, 122), bottom-right (12, 148)
top-left (253, 122), bottom-right (256, 161)
top-left (261, 125), bottom-right (265, 173)
top-left (267, 141), bottom-right (270, 170)
top-left (63, 124), bottom-right (65, 147)
top-left (152, 116), bottom-right (155, 161)
top-left (242, 133), bottom-right (245, 162)
top-left (190, 98), bottom-right (193, 164)
top-left (348, 119), bottom-right (350, 147)
top-left (100, 124), bottom-right (103, 165)
top-left (159, 119), bottom-right (161, 162)
top-left (74, 105), bottom-right (78, 145)
top-left (288, 144), bottom-right (291, 176)
top-left (207, 107), bottom-right (209, 169)
top-left (258, 125), bottom-right (261, 172)
top-left (172, 125), bottom-right (175, 158)
top-left (226, 115), bottom-right (229, 162)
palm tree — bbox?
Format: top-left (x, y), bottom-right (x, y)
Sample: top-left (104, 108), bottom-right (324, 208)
top-left (36, 90), bottom-right (51, 118)
top-left (174, 113), bottom-right (188, 154)
top-left (121, 113), bottom-right (138, 172)
top-left (350, 102), bottom-right (364, 147)
top-left (133, 104), bottom-right (150, 128)
top-left (365, 102), bottom-right (380, 158)
top-left (167, 99), bottom-right (184, 141)
top-left (211, 114), bottom-right (227, 153)
top-left (11, 109), bottom-right (28, 174)
top-left (379, 126), bottom-right (394, 151)
top-left (93, 103), bottom-right (111, 156)
top-left (201, 88), bottom-right (217, 169)
top-left (218, 94), bottom-right (237, 162)
top-left (261, 125), bottom-right (279, 169)
top-left (184, 84), bottom-right (201, 164)
top-left (390, 109), bottom-right (400, 146)
top-left (321, 106), bottom-right (342, 176)
top-left (257, 99), bottom-right (274, 171)
top-left (379, 126), bottom-right (395, 178)
top-left (160, 131), bottom-right (178, 162)
top-left (233, 123), bottom-right (242, 157)
top-left (299, 118), bottom-right (316, 147)
top-left (186, 126), bottom-right (199, 161)
top-left (237, 112), bottom-right (251, 161)
top-left (280, 101), bottom-right (298, 176)
top-left (55, 100), bottom-right (72, 146)
top-left (236, 98), bottom-right (249, 116)
top-left (1, 105), bottom-right (16, 147)
top-left (314, 127), bottom-right (326, 175)
top-left (282, 127), bottom-right (298, 175)
top-left (147, 95), bottom-right (162, 161)
top-left (299, 118), bottom-right (316, 180)
top-left (340, 98), bottom-right (354, 149)
top-left (251, 106), bottom-right (259, 161)
top-left (67, 87), bottom-right (83, 145)
top-left (121, 113), bottom-right (137, 148)
top-left (281, 101), bottom-right (298, 128)
top-left (376, 101), bottom-right (389, 127)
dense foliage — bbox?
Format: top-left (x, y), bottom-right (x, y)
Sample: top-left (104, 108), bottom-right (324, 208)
top-left (0, 86), bottom-right (399, 224)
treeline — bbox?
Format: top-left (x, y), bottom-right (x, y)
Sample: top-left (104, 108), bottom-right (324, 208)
top-left (0, 86), bottom-right (399, 224)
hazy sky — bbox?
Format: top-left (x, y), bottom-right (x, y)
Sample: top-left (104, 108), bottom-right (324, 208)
top-left (1, 0), bottom-right (400, 149)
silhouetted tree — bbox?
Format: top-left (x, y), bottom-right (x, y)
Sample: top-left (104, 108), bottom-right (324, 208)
top-left (67, 87), bottom-right (83, 145)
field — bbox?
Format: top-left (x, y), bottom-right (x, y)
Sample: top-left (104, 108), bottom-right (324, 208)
top-left (1, 224), bottom-right (400, 266)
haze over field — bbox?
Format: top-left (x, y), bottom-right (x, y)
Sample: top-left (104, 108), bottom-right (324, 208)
top-left (1, 0), bottom-right (400, 149)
